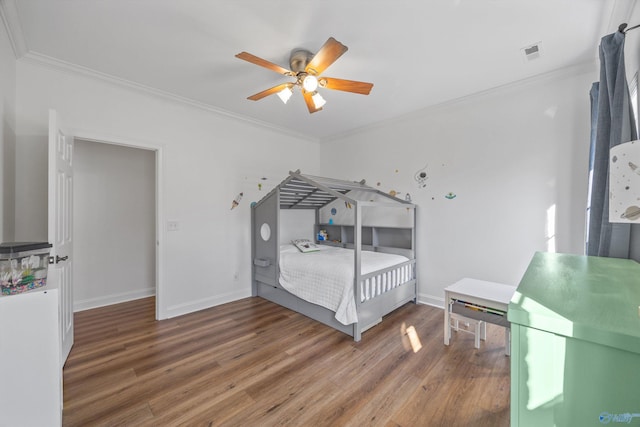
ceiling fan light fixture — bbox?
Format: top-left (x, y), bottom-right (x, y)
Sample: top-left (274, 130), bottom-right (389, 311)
top-left (302, 75), bottom-right (318, 92)
top-left (277, 86), bottom-right (293, 104)
top-left (236, 37), bottom-right (373, 114)
top-left (312, 92), bottom-right (326, 109)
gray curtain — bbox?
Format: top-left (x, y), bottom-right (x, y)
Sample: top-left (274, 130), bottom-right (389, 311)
top-left (586, 31), bottom-right (637, 258)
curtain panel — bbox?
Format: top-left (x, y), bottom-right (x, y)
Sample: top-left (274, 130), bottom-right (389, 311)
top-left (587, 31), bottom-right (637, 258)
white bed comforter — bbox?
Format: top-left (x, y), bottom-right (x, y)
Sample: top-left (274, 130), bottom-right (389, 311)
top-left (278, 244), bottom-right (409, 325)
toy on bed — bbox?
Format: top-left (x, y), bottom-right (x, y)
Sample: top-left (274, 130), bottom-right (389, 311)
top-left (251, 170), bottom-right (417, 341)
top-left (317, 229), bottom-right (328, 241)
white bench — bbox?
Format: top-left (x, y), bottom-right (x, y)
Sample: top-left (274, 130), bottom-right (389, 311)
top-left (443, 278), bottom-right (516, 355)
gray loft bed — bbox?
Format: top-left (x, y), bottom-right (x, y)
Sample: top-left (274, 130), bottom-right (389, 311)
top-left (251, 170), bottom-right (417, 341)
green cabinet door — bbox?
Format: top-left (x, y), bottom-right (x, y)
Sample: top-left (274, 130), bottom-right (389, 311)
top-left (509, 252), bottom-right (640, 426)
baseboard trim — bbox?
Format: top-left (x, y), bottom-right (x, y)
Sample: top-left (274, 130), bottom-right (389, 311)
top-left (74, 288), bottom-right (155, 312)
top-left (164, 289), bottom-right (251, 319)
top-left (79, 289), bottom-right (441, 317)
top-left (417, 292), bottom-right (444, 309)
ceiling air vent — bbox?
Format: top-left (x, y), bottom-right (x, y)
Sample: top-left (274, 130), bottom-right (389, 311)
top-left (522, 42), bottom-right (542, 61)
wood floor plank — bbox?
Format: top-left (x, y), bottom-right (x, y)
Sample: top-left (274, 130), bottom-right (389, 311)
top-left (389, 324), bottom-right (510, 427)
top-left (219, 356), bottom-right (343, 426)
top-left (62, 296), bottom-right (510, 426)
top-left (64, 355), bottom-right (222, 425)
top-left (145, 345), bottom-right (297, 423)
top-left (293, 313), bottom-right (429, 425)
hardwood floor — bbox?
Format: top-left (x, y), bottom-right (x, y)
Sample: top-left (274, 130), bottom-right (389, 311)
top-left (63, 297), bottom-right (510, 426)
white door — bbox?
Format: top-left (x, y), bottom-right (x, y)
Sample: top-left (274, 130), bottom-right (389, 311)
top-left (48, 109), bottom-right (74, 366)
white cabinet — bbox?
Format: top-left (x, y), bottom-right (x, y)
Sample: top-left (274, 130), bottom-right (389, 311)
top-left (0, 289), bottom-right (61, 427)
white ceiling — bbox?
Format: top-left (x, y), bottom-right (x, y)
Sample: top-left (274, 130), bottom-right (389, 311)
top-left (1, 0), bottom-right (633, 141)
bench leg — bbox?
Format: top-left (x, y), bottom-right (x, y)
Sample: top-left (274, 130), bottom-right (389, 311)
top-left (505, 326), bottom-right (511, 356)
top-left (480, 321), bottom-right (487, 341)
top-left (444, 303), bottom-right (450, 346)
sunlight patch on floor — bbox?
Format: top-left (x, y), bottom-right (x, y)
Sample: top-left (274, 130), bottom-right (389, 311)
top-left (401, 322), bottom-right (422, 353)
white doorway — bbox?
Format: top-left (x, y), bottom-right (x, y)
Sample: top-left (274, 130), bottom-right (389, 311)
top-left (72, 136), bottom-right (163, 318)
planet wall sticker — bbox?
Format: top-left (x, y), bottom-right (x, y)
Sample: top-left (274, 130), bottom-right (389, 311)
top-left (610, 140), bottom-right (640, 223)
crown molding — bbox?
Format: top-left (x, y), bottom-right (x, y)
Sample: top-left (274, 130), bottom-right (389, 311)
top-left (322, 60), bottom-right (598, 144)
top-left (18, 50), bottom-right (320, 144)
top-left (16, 48), bottom-right (598, 146)
top-left (0, 0), bottom-right (27, 58)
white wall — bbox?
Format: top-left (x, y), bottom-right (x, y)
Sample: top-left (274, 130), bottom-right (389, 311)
top-left (12, 134), bottom-right (45, 240)
top-left (14, 60), bottom-right (320, 318)
top-left (73, 139), bottom-right (156, 311)
top-left (322, 65), bottom-right (595, 307)
top-left (280, 209), bottom-right (316, 244)
top-left (0, 18), bottom-right (16, 242)
top-left (318, 190), bottom-right (414, 228)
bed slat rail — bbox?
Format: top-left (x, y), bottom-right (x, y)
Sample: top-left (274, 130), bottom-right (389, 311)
top-left (358, 259), bottom-right (416, 304)
top-left (360, 259), bottom-right (415, 282)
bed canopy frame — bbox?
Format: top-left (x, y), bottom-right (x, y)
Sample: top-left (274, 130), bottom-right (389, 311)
top-left (251, 170), bottom-right (417, 341)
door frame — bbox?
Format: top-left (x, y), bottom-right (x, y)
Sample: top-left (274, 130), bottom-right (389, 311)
top-left (72, 131), bottom-right (166, 320)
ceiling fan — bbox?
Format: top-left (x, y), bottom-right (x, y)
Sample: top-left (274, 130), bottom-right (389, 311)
top-left (235, 37), bottom-right (373, 114)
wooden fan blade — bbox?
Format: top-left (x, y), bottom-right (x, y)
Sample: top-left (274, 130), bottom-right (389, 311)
top-left (247, 83), bottom-right (293, 101)
top-left (305, 37), bottom-right (348, 76)
top-left (302, 90), bottom-right (322, 114)
top-left (235, 52), bottom-right (293, 76)
top-left (320, 77), bottom-right (373, 95)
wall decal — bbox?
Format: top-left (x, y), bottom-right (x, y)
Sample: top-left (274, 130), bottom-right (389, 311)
top-left (445, 192), bottom-right (456, 200)
top-left (231, 192), bottom-right (243, 210)
top-left (621, 206), bottom-right (640, 221)
top-left (389, 190), bottom-right (397, 197)
top-left (331, 208), bottom-right (337, 215)
top-left (250, 201), bottom-right (257, 208)
top-left (414, 164), bottom-right (428, 188)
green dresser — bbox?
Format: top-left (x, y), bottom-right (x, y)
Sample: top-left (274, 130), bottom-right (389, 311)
top-left (508, 252), bottom-right (640, 426)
